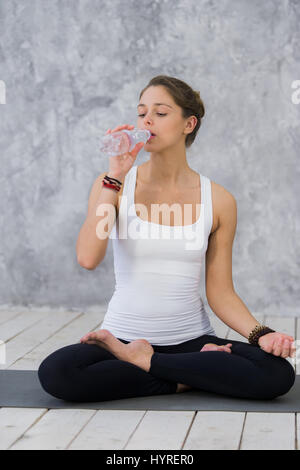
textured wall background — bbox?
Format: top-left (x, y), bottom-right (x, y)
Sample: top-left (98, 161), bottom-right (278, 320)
top-left (0, 0), bottom-right (299, 316)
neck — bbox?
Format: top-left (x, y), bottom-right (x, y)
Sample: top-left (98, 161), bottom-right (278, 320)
top-left (143, 151), bottom-right (192, 188)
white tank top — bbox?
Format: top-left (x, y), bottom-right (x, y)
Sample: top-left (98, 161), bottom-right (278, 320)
top-left (100, 165), bottom-right (216, 345)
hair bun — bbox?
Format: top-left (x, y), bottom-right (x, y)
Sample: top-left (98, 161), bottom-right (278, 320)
top-left (194, 90), bottom-right (205, 119)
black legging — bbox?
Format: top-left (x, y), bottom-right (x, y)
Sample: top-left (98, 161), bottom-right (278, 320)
top-left (38, 333), bottom-right (296, 403)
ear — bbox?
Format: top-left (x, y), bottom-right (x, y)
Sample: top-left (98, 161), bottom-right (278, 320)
top-left (185, 115), bottom-right (198, 134)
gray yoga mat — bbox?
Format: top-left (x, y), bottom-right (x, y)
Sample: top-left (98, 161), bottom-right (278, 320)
top-left (0, 370), bottom-right (299, 412)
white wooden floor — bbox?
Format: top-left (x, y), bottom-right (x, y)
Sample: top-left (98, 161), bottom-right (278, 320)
top-left (0, 307), bottom-right (299, 450)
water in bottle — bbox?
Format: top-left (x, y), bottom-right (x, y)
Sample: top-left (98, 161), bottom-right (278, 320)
top-left (99, 128), bottom-right (151, 157)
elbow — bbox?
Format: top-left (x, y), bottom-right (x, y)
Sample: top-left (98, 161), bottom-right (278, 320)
top-left (83, 264), bottom-right (96, 271)
top-left (77, 255), bottom-right (99, 271)
top-left (76, 241), bottom-right (106, 270)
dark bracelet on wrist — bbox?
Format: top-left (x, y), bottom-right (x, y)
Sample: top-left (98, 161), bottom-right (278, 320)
top-left (248, 325), bottom-right (276, 346)
top-left (106, 175), bottom-right (123, 186)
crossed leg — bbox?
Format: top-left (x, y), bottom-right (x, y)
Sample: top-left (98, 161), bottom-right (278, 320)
top-left (78, 329), bottom-right (295, 400)
top-left (38, 330), bottom-right (295, 402)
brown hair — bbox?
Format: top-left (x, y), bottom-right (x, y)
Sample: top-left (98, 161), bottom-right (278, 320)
top-left (139, 75), bottom-right (205, 148)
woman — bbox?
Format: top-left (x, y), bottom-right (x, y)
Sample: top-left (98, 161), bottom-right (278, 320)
top-left (38, 75), bottom-right (296, 403)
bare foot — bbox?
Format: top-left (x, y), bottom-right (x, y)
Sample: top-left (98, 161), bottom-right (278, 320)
top-left (176, 383), bottom-right (193, 393)
top-left (200, 343), bottom-right (232, 353)
top-left (80, 329), bottom-right (154, 372)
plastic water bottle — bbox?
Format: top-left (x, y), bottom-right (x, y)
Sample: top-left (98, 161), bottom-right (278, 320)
top-left (99, 128), bottom-right (151, 157)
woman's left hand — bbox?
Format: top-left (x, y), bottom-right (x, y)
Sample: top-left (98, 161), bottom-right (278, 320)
top-left (258, 332), bottom-right (296, 359)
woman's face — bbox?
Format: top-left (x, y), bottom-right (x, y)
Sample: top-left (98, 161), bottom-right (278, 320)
top-left (137, 86), bottom-right (189, 150)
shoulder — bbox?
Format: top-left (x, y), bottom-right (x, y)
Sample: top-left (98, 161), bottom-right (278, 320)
top-left (212, 180), bottom-right (237, 208)
top-left (210, 179), bottom-right (237, 231)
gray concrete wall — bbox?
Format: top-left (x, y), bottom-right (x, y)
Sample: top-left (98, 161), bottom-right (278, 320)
top-left (0, 0), bottom-right (299, 316)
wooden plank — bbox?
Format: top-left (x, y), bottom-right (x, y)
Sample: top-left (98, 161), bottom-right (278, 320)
top-left (68, 410), bottom-right (146, 450)
top-left (5, 310), bottom-right (83, 369)
top-left (8, 310), bottom-right (106, 370)
top-left (0, 310), bottom-right (50, 343)
top-left (0, 407), bottom-right (47, 450)
top-left (0, 310), bottom-right (26, 326)
top-left (183, 411), bottom-right (245, 450)
top-left (9, 409), bottom-right (95, 450)
top-left (240, 412), bottom-right (295, 450)
top-left (125, 410), bottom-right (195, 450)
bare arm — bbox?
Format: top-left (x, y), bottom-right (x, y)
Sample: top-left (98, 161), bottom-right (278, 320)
top-left (205, 188), bottom-right (261, 338)
top-left (76, 171), bottom-right (124, 270)
top-left (76, 123), bottom-right (146, 270)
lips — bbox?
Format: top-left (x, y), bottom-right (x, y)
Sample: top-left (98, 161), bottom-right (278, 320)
top-left (145, 130), bottom-right (156, 141)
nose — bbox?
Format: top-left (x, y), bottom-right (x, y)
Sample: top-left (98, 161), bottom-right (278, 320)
top-left (144, 115), bottom-right (153, 126)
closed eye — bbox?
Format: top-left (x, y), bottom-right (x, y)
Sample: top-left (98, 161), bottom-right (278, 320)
top-left (138, 113), bottom-right (167, 117)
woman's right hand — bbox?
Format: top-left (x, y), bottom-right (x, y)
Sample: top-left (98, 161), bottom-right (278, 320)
top-left (105, 124), bottom-right (145, 179)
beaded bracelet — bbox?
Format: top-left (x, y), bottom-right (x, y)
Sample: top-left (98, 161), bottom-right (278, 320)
top-left (102, 175), bottom-right (123, 192)
top-left (248, 325), bottom-right (276, 346)
top-left (102, 181), bottom-right (120, 192)
top-left (104, 175), bottom-right (123, 185)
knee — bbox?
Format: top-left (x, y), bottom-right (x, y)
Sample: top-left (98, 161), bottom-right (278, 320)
top-left (38, 355), bottom-right (60, 398)
top-left (38, 346), bottom-right (76, 400)
top-left (273, 360), bottom-right (296, 398)
top-left (260, 359), bottom-right (296, 400)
